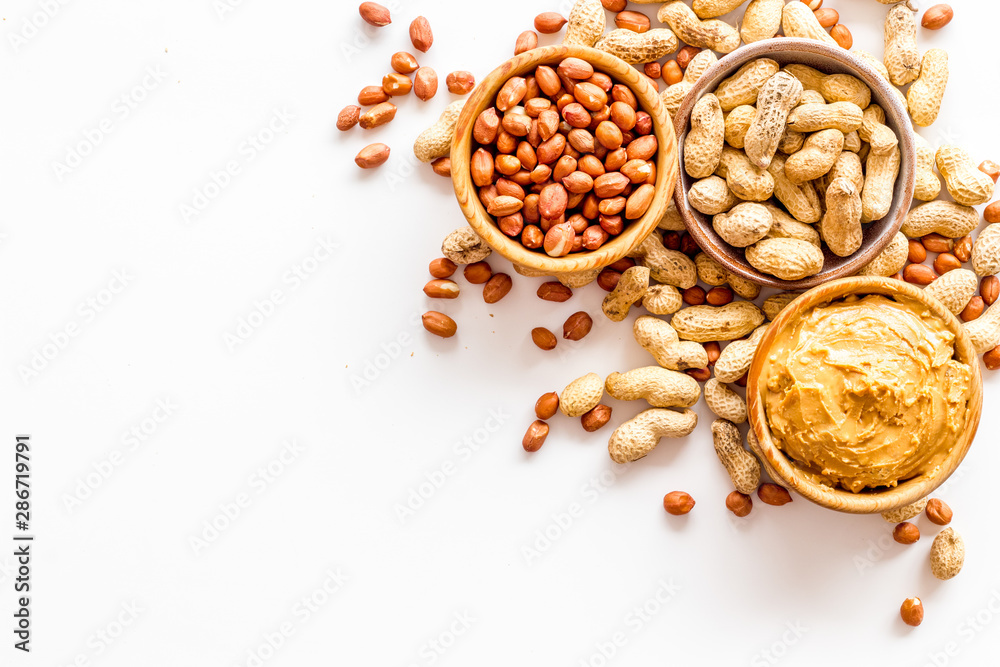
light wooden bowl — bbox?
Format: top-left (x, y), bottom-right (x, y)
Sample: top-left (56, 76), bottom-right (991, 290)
top-left (673, 38), bottom-right (916, 290)
top-left (747, 277), bottom-right (983, 514)
top-left (451, 45), bottom-right (678, 275)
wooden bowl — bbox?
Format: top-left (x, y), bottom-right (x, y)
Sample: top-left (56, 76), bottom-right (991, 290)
top-left (451, 45), bottom-right (678, 275)
top-left (746, 277), bottom-right (983, 514)
top-left (673, 38), bottom-right (916, 290)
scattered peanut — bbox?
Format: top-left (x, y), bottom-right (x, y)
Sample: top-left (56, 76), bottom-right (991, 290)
top-left (830, 24), bottom-right (852, 49)
top-left (930, 527), bottom-right (964, 580)
top-left (671, 301), bottom-right (765, 342)
top-left (442, 227), bottom-right (491, 265)
top-left (633, 316), bottom-right (710, 370)
top-left (924, 268), bottom-right (977, 315)
top-left (900, 597), bottom-right (924, 627)
top-left (741, 0), bottom-right (783, 43)
top-left (926, 498), bottom-right (953, 525)
top-left (726, 490), bottom-right (753, 517)
top-left (982, 276), bottom-right (1000, 305)
top-left (355, 142), bottom-right (391, 168)
top-left (642, 284), bottom-right (684, 315)
top-left (606, 367), bottom-right (702, 408)
top-left (582, 404), bottom-right (613, 432)
top-left (483, 273), bottom-right (512, 303)
top-left (757, 482), bottom-right (792, 506)
top-left (663, 491), bottom-right (696, 515)
top-left (563, 0), bottom-right (606, 48)
top-left (963, 299), bottom-right (1000, 352)
top-left (359, 2), bottom-right (391, 27)
top-left (907, 49), bottom-right (948, 127)
top-left (560, 372), bottom-right (605, 417)
top-left (902, 201), bottom-right (979, 239)
top-left (422, 311), bottom-right (457, 338)
top-left (858, 232), bottom-right (908, 277)
top-left (893, 522), bottom-right (920, 545)
top-left (714, 325), bottom-right (769, 382)
top-left (781, 1), bottom-right (838, 46)
top-left (535, 392), bottom-right (560, 419)
top-left (657, 1), bottom-right (741, 54)
top-left (608, 408), bottom-right (698, 463)
top-left (602, 266), bottom-right (650, 321)
top-left (337, 105), bottom-right (361, 131)
top-left (595, 29), bottom-right (679, 65)
top-left (937, 145), bottom-right (996, 206)
top-left (523, 420), bottom-right (549, 452)
top-left (921, 4), bottom-right (953, 30)
top-left (423, 279), bottom-right (460, 299)
top-left (762, 293), bottom-right (800, 321)
top-left (630, 235), bottom-right (699, 288)
top-left (704, 378), bottom-right (748, 423)
top-left (881, 497), bottom-right (927, 523)
top-left (884, 4), bottom-right (921, 86)
top-left (414, 100), bottom-right (465, 162)
top-left (563, 311), bottom-right (594, 340)
top-left (409, 16), bottom-right (433, 52)
top-left (912, 134), bottom-right (943, 201)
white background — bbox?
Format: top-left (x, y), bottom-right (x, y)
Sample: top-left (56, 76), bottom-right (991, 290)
top-left (2, 0), bottom-right (999, 665)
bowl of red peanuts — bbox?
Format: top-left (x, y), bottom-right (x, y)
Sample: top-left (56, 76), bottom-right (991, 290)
top-left (452, 43), bottom-right (678, 275)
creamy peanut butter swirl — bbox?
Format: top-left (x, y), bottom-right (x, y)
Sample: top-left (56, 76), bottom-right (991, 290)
top-left (762, 294), bottom-right (971, 493)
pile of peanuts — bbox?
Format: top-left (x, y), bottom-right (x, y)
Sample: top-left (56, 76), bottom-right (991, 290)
top-left (471, 57), bottom-right (660, 256)
top-left (682, 60), bottom-right (898, 281)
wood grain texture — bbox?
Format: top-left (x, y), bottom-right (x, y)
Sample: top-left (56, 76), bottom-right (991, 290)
top-left (746, 277), bottom-right (983, 514)
top-left (673, 38), bottom-right (916, 290)
top-left (451, 44), bottom-right (677, 275)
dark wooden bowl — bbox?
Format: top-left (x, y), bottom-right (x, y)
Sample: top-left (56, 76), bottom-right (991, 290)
top-left (747, 277), bottom-right (983, 514)
top-left (673, 38), bottom-right (916, 290)
top-left (452, 44), bottom-right (678, 275)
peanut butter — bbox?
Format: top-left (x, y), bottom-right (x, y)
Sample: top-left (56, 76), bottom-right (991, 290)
top-left (762, 294), bottom-right (972, 492)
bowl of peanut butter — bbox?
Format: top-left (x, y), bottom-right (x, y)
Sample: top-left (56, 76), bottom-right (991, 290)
top-left (747, 276), bottom-right (983, 514)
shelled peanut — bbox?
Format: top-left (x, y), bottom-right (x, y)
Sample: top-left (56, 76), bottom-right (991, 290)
top-left (469, 56), bottom-right (660, 257)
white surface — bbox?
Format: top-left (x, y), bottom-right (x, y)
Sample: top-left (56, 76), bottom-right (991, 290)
top-left (3, 0), bottom-right (1000, 664)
